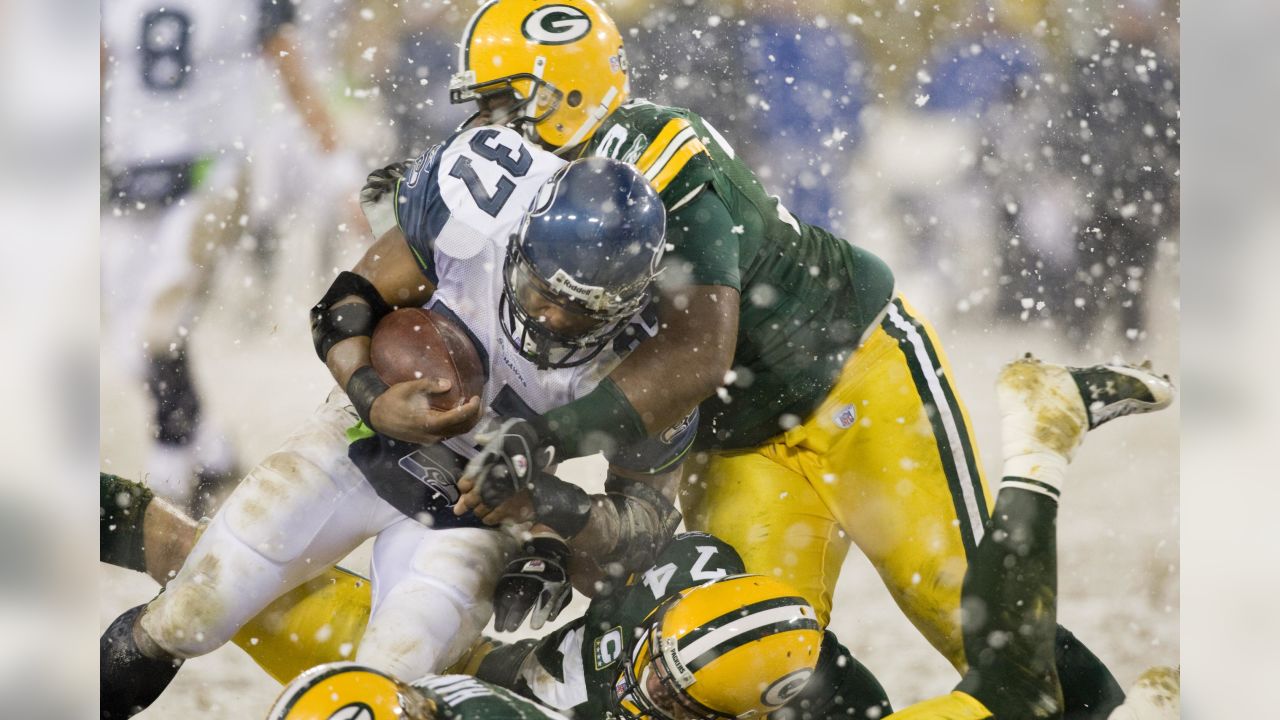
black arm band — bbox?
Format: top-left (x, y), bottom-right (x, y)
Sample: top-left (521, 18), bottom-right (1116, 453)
top-left (311, 271), bottom-right (393, 361)
top-left (599, 474), bottom-right (682, 567)
top-left (529, 473), bottom-right (593, 539)
top-left (347, 365), bottom-right (390, 428)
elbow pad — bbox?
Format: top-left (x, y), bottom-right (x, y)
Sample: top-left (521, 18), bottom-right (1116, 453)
top-left (600, 474), bottom-right (682, 569)
top-left (310, 271), bottom-right (393, 361)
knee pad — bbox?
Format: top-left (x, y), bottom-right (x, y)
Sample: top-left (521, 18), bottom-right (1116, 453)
top-left (408, 529), bottom-right (512, 602)
top-left (222, 449), bottom-right (346, 564)
top-left (147, 350), bottom-right (201, 446)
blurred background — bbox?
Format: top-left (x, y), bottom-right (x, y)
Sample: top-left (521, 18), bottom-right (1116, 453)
top-left (1, 0), bottom-right (1226, 716)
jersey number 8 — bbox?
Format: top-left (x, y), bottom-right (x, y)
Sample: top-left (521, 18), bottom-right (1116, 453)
top-left (139, 9), bottom-right (192, 92)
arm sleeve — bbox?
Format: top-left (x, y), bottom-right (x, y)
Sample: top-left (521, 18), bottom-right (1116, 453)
top-left (256, 0), bottom-right (295, 47)
top-left (605, 408), bottom-right (697, 475)
top-left (661, 184), bottom-right (742, 290)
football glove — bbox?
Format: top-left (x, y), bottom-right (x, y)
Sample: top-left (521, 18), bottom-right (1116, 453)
top-left (359, 159), bottom-right (411, 206)
top-left (465, 418), bottom-right (555, 510)
top-left (493, 535), bottom-right (573, 632)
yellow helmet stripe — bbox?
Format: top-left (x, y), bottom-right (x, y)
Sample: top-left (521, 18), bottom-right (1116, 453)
top-left (650, 138), bottom-right (707, 193)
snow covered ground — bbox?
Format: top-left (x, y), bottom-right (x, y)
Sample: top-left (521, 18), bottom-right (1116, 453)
top-left (99, 223), bottom-right (1179, 716)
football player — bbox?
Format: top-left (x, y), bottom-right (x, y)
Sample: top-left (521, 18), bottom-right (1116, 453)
top-left (436, 1), bottom-right (1129, 715)
top-left (257, 357), bottom-right (1178, 720)
top-left (100, 141), bottom-right (693, 717)
top-left (101, 0), bottom-right (358, 514)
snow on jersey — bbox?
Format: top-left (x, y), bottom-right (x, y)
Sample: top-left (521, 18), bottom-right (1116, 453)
top-left (101, 0), bottom-right (293, 167)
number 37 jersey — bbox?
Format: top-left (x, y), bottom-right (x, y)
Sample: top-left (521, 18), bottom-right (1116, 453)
top-left (101, 0), bottom-right (293, 167)
top-left (391, 125), bottom-right (694, 472)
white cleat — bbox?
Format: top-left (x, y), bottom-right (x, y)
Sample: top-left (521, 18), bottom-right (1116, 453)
top-left (1108, 666), bottom-right (1180, 720)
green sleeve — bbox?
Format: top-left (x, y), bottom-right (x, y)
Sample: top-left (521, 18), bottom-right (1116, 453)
top-left (539, 377), bottom-right (649, 460)
top-left (662, 185), bottom-right (741, 291)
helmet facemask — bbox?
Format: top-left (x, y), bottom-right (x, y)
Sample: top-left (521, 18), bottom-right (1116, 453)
top-left (499, 238), bottom-right (649, 369)
top-left (614, 598), bottom-right (735, 720)
top-left (449, 70), bottom-right (564, 139)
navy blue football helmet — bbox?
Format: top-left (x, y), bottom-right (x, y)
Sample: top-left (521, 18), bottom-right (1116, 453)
top-left (501, 157), bottom-right (666, 369)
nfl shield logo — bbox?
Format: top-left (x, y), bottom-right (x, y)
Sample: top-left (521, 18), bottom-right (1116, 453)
top-left (833, 405), bottom-right (857, 429)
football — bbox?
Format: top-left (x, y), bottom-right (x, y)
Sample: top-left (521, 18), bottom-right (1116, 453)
top-left (369, 307), bottom-right (485, 410)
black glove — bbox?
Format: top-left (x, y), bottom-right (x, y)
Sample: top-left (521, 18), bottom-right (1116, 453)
top-left (465, 418), bottom-right (555, 510)
top-left (493, 535), bottom-right (573, 632)
top-left (360, 159), bottom-right (411, 206)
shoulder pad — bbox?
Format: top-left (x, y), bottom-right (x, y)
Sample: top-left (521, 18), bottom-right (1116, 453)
top-left (590, 102), bottom-right (716, 201)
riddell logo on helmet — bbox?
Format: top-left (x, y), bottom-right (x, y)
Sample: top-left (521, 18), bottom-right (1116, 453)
top-left (522, 5), bottom-right (592, 45)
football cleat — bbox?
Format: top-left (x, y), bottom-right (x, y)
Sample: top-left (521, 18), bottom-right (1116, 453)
top-left (1068, 361), bottom-right (1175, 430)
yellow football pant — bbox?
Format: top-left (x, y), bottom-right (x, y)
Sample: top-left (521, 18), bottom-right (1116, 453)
top-left (681, 297), bottom-right (992, 669)
top-left (228, 566), bottom-right (495, 684)
top-left (230, 567), bottom-right (371, 684)
top-left (887, 691), bottom-right (993, 719)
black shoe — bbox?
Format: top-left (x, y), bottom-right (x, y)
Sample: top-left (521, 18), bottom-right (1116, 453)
top-left (101, 604), bottom-right (182, 718)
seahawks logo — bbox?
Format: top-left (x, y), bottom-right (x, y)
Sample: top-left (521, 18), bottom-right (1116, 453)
top-left (522, 5), bottom-right (592, 45)
top-left (760, 669), bottom-right (813, 707)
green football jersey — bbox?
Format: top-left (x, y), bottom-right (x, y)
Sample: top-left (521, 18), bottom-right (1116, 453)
top-left (478, 533), bottom-right (745, 719)
top-left (583, 100), bottom-right (896, 450)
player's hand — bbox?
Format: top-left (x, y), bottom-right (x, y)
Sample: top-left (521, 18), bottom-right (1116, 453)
top-left (369, 377), bottom-right (481, 444)
top-left (493, 535), bottom-right (573, 632)
top-left (453, 418), bottom-right (552, 517)
top-left (360, 159), bottom-right (411, 206)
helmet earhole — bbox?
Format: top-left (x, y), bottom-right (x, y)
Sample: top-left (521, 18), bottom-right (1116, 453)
top-left (567, 90), bottom-right (583, 107)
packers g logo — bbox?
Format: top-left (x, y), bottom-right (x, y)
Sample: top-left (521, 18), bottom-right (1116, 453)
top-left (760, 669), bottom-right (813, 707)
top-left (522, 5), bottom-right (592, 45)
top-left (328, 703), bottom-right (374, 720)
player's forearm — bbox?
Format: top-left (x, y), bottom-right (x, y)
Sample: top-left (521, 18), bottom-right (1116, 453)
top-left (265, 30), bottom-right (339, 153)
top-left (565, 470), bottom-right (681, 573)
top-left (316, 226), bottom-right (434, 388)
top-left (612, 285), bottom-right (738, 434)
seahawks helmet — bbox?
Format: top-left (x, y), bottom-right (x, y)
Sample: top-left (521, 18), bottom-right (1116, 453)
top-left (500, 157), bottom-right (665, 369)
top-left (614, 575), bottom-right (823, 720)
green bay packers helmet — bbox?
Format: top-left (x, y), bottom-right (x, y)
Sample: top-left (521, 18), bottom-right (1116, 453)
top-left (450, 0), bottom-right (630, 151)
top-left (267, 663), bottom-right (433, 720)
top-left (614, 575), bottom-right (823, 719)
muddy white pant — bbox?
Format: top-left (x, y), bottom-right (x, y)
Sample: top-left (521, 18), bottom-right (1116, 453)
top-left (139, 388), bottom-right (513, 680)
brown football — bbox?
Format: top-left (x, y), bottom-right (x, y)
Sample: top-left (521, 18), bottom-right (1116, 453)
top-left (369, 307), bottom-right (485, 410)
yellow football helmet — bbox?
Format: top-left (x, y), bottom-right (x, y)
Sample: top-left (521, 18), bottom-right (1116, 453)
top-left (450, 0), bottom-right (630, 151)
top-left (614, 575), bottom-right (823, 720)
top-left (267, 663), bottom-right (433, 720)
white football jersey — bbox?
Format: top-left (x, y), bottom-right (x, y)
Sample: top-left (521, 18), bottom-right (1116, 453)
top-left (101, 0), bottom-right (291, 167)
top-left (394, 125), bottom-right (620, 459)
